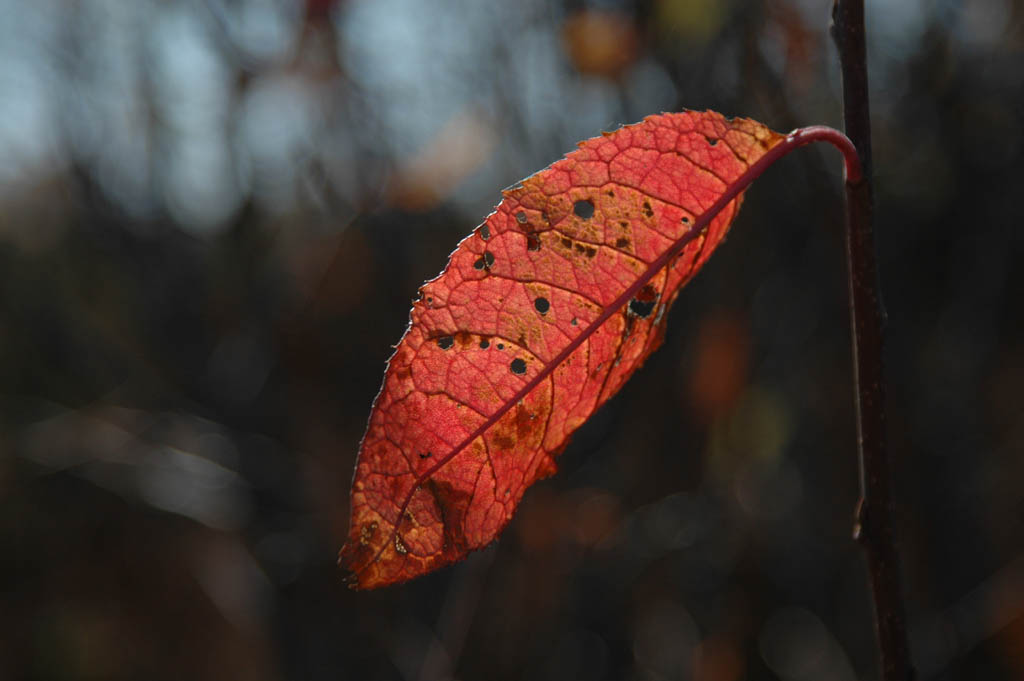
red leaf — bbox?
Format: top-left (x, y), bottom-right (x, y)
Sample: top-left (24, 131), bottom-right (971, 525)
top-left (340, 110), bottom-right (784, 588)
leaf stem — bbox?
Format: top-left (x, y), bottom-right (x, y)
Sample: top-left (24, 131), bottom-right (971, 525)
top-left (832, 1), bottom-right (914, 679)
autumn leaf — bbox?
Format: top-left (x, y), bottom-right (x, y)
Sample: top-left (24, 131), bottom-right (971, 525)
top-left (340, 110), bottom-right (784, 589)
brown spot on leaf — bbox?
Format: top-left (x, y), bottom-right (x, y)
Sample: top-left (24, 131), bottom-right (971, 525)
top-left (515, 403), bottom-right (537, 441)
top-left (615, 237), bottom-right (630, 249)
top-left (425, 479), bottom-right (472, 555)
top-left (526, 233), bottom-right (541, 251)
top-left (396, 507), bottom-right (418, 535)
top-left (642, 201), bottom-right (654, 218)
top-left (635, 284), bottom-right (658, 302)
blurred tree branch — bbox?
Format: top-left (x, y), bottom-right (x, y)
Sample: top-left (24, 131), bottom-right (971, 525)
top-left (831, 1), bottom-right (914, 679)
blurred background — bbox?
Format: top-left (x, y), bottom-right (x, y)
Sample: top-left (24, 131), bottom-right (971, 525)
top-left (2, 0), bottom-right (1022, 679)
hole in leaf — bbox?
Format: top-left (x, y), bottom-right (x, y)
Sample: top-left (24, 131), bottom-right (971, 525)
top-left (629, 298), bottom-right (656, 318)
top-left (526, 234), bottom-right (541, 251)
top-left (437, 336), bottom-right (454, 350)
top-left (515, 211), bottom-right (528, 224)
top-left (570, 317), bottom-right (578, 326)
top-left (419, 451), bottom-right (432, 459)
top-left (573, 199), bottom-right (595, 219)
top-left (475, 251), bottom-right (496, 270)
top-left (480, 225), bottom-right (491, 240)
top-left (479, 339), bottom-right (490, 349)
top-left (705, 136), bottom-right (718, 146)
top-left (534, 297), bottom-right (550, 314)
top-left (510, 358), bottom-right (527, 375)
top-left (497, 343), bottom-right (505, 350)
top-left (628, 284), bottom-right (658, 318)
top-left (681, 216), bottom-right (690, 224)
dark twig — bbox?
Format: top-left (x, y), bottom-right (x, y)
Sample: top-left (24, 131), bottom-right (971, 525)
top-left (831, 2), bottom-right (914, 680)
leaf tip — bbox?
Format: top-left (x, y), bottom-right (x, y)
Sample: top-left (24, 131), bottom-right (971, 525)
top-left (338, 550), bottom-right (360, 587)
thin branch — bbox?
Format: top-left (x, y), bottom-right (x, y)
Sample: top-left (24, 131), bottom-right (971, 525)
top-left (831, 1), bottom-right (914, 679)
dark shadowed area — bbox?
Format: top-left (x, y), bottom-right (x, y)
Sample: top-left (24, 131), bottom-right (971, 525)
top-left (2, 1), bottom-right (1023, 679)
